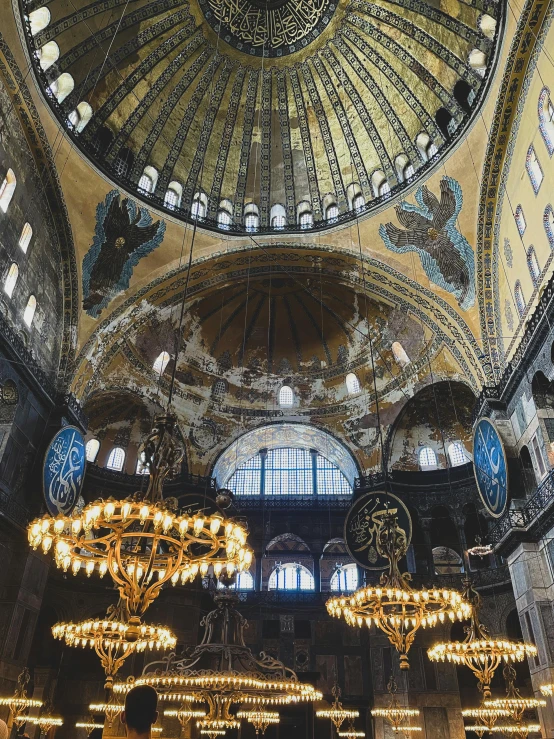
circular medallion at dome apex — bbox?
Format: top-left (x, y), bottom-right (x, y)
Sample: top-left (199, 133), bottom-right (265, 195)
top-left (200, 0), bottom-right (337, 56)
top-left (21, 0), bottom-right (503, 232)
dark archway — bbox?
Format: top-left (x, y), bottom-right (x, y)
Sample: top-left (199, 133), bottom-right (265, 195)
top-left (436, 108), bottom-right (453, 139)
top-left (454, 80), bottom-right (473, 115)
top-left (519, 446), bottom-right (536, 496)
top-left (532, 371), bottom-right (554, 410)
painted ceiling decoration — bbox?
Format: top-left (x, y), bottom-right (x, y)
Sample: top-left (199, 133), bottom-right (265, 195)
top-left (22, 0), bottom-right (502, 232)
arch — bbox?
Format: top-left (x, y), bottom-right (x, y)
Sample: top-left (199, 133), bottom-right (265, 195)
top-left (213, 423), bottom-right (359, 487)
top-left (345, 372), bottom-right (361, 395)
top-left (0, 169), bottom-right (16, 213)
top-left (515, 205), bottom-right (526, 236)
top-left (323, 193), bottom-right (339, 222)
top-left (419, 446), bottom-right (438, 469)
top-left (514, 281), bottom-right (526, 318)
top-left (38, 41), bottom-right (59, 71)
top-left (479, 14), bottom-right (497, 39)
top-left (106, 446), bottom-right (125, 471)
top-left (519, 445), bottom-right (536, 496)
top-left (90, 126), bottom-right (114, 157)
top-left (538, 87), bottom-right (554, 156)
top-left (395, 153), bottom-right (414, 182)
top-left (136, 452), bottom-right (149, 475)
top-left (244, 202), bottom-right (259, 231)
top-left (527, 246), bottom-right (540, 286)
top-left (217, 570), bottom-right (254, 590)
top-left (138, 165), bottom-right (158, 194)
top-left (23, 295), bottom-right (37, 327)
top-left (346, 182), bottom-right (363, 211)
top-left (371, 169), bottom-right (389, 197)
top-left (526, 145), bottom-right (543, 194)
top-left (164, 181), bottom-right (182, 210)
top-left (278, 385), bottom-right (294, 406)
top-left (191, 191), bottom-right (208, 219)
top-left (114, 147), bottom-right (134, 177)
top-left (268, 563), bottom-right (314, 590)
top-left (432, 546), bottom-right (463, 574)
top-left (297, 201), bottom-right (313, 228)
top-left (469, 48), bottom-right (487, 76)
top-left (391, 341), bottom-right (410, 367)
top-left (49, 73), bottom-right (74, 104)
top-left (448, 441), bottom-right (467, 467)
top-left (323, 538), bottom-right (348, 554)
top-left (267, 533), bottom-right (311, 552)
top-left (531, 371), bottom-right (554, 411)
top-left (218, 199), bottom-right (233, 229)
top-left (85, 438), bottom-right (100, 463)
top-left (153, 351), bottom-right (170, 376)
top-left (415, 132), bottom-right (438, 162)
top-left (18, 223), bottom-right (32, 253)
top-left (435, 108), bottom-right (454, 139)
top-left (330, 563), bottom-right (358, 592)
top-left (4, 263), bottom-right (18, 298)
top-left (544, 205), bottom-right (554, 248)
top-left (68, 101), bottom-right (93, 133)
top-left (270, 203), bottom-right (286, 229)
top-left (211, 379), bottom-right (227, 402)
top-left (28, 7), bottom-right (51, 35)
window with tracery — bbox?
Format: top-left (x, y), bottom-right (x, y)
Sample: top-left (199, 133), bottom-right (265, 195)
top-left (138, 174), bottom-right (153, 194)
top-left (330, 564), bottom-right (358, 592)
top-left (226, 447), bottom-right (352, 496)
top-left (419, 446), bottom-right (437, 469)
top-left (526, 146), bottom-right (543, 194)
top-left (278, 385), bottom-right (294, 406)
top-left (448, 442), bottom-right (467, 467)
top-left (85, 439), bottom-right (100, 463)
top-left (106, 447), bottom-right (125, 471)
top-left (268, 563), bottom-right (314, 590)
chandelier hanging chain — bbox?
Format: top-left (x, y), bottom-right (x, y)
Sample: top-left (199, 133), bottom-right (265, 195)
top-left (0, 668), bottom-right (43, 731)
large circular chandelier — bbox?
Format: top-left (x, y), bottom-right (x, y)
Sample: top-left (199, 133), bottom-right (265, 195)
top-left (462, 706), bottom-right (510, 728)
top-left (52, 599), bottom-right (177, 689)
top-left (327, 512), bottom-right (471, 669)
top-left (488, 725), bottom-right (541, 737)
top-left (485, 664), bottom-right (546, 722)
top-left (114, 594), bottom-right (321, 732)
top-left (28, 413), bottom-right (252, 616)
top-left (316, 683), bottom-right (359, 730)
top-left (428, 581), bottom-right (537, 698)
top-left (0, 669), bottom-right (42, 730)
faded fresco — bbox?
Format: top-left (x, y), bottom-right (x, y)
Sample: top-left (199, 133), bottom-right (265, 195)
top-left (82, 191), bottom-right (166, 318)
top-left (379, 177), bottom-right (475, 310)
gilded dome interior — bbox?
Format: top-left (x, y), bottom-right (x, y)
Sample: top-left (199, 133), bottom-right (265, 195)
top-left (22, 0), bottom-right (501, 231)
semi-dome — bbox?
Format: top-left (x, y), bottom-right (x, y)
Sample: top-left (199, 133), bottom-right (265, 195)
top-left (22, 0), bottom-right (502, 233)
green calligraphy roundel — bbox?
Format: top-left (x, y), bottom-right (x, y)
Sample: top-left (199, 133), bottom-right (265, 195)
top-left (344, 491), bottom-right (412, 571)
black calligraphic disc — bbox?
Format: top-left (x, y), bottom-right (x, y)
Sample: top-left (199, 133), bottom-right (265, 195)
top-left (344, 491), bottom-right (412, 570)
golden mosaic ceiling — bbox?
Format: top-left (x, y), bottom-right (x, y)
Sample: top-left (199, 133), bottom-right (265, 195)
top-left (24, 0), bottom-right (501, 232)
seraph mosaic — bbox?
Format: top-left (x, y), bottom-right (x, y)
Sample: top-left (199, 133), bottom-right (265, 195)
top-left (82, 191), bottom-right (166, 317)
top-left (379, 177), bottom-right (475, 310)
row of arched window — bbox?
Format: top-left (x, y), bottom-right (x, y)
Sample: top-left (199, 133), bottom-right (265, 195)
top-left (419, 442), bottom-right (468, 469)
top-left (216, 562), bottom-right (359, 592)
top-left (0, 169), bottom-right (37, 327)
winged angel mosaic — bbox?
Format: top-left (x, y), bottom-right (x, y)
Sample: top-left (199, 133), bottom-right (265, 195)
top-left (379, 177), bottom-right (475, 310)
top-left (82, 190), bottom-right (165, 318)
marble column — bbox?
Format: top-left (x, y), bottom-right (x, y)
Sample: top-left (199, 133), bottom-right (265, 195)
top-left (507, 538), bottom-right (554, 738)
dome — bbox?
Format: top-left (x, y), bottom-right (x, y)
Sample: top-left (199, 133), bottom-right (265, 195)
top-left (23, 0), bottom-right (501, 232)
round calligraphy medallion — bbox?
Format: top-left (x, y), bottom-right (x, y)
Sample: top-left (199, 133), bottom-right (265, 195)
top-left (344, 491), bottom-right (412, 570)
top-left (42, 425), bottom-right (86, 516)
top-left (473, 417), bottom-right (508, 519)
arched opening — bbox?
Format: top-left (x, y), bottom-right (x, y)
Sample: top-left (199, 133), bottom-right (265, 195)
top-left (345, 373), bottom-right (361, 395)
top-left (23, 295), bottom-right (37, 327)
top-left (85, 438), bottom-right (100, 463)
top-left (244, 202), bottom-right (259, 232)
top-left (218, 199), bottom-right (233, 229)
top-left (395, 153), bottom-right (414, 182)
top-left (217, 570), bottom-right (254, 590)
top-left (514, 281), bottom-right (526, 318)
top-left (113, 147), bottom-right (134, 178)
top-left (278, 385), bottom-right (294, 407)
top-left (68, 101), bottom-right (93, 133)
top-left (346, 183), bottom-right (364, 212)
top-left (330, 564), bottom-right (358, 592)
top-left (211, 379), bottom-right (227, 402)
top-left (0, 169), bottom-right (16, 213)
top-left (28, 7), bottom-right (51, 35)
top-left (531, 371), bottom-right (554, 410)
top-left (323, 194), bottom-right (339, 222)
top-left (191, 191), bottom-right (208, 219)
top-left (4, 263), bottom-right (18, 298)
top-left (448, 441), bottom-right (468, 467)
top-left (527, 247), bottom-right (541, 286)
top-left (539, 87), bottom-right (554, 155)
top-left (153, 351), bottom-right (170, 376)
top-left (419, 446), bottom-right (438, 470)
top-left (268, 563), bottom-right (314, 591)
top-left (544, 205), bottom-right (554, 248)
top-left (432, 546), bottom-right (463, 574)
top-left (19, 223), bottom-right (32, 253)
top-left (416, 132), bottom-right (438, 162)
top-left (435, 108), bottom-right (455, 140)
top-left (392, 341), bottom-right (410, 367)
top-left (49, 73), bottom-right (74, 104)
top-left (479, 14), bottom-right (497, 39)
top-left (526, 146), bottom-right (543, 193)
top-left (519, 445), bottom-right (536, 496)
top-left (468, 48), bottom-right (487, 76)
top-left (138, 165), bottom-right (158, 194)
top-left (106, 446), bottom-right (126, 472)
top-left (297, 201), bottom-right (313, 228)
top-left (38, 41), bottom-right (59, 71)
top-left (90, 126), bottom-right (114, 157)
top-left (371, 170), bottom-right (389, 197)
top-left (270, 203), bottom-right (286, 229)
top-left (164, 182), bottom-right (182, 210)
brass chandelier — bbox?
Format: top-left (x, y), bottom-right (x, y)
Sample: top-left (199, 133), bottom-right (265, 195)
top-left (0, 669), bottom-right (42, 731)
top-left (428, 581), bottom-right (537, 698)
top-left (327, 512), bottom-right (471, 669)
top-left (485, 663), bottom-right (546, 722)
top-left (28, 413), bottom-right (252, 617)
top-left (540, 682), bottom-right (554, 697)
top-left (52, 599), bottom-right (177, 689)
top-left (237, 708), bottom-right (280, 735)
top-left (316, 683), bottom-right (359, 730)
top-left (371, 676), bottom-right (420, 733)
top-left (114, 594), bottom-right (322, 734)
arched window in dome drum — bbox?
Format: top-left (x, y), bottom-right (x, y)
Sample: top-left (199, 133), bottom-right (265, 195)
top-left (527, 246), bottom-right (541, 287)
top-left (211, 379), bottom-right (227, 402)
top-left (278, 385), bottom-right (294, 407)
top-left (345, 373), bottom-right (361, 395)
top-left (544, 205), bottom-right (554, 248)
top-left (297, 201), bottom-right (313, 229)
top-left (191, 191), bottom-right (208, 219)
top-left (416, 132), bottom-right (438, 162)
top-left (138, 166), bottom-right (158, 195)
top-left (4, 263), bottom-right (18, 298)
top-left (539, 87), bottom-right (554, 155)
top-left (38, 41), bottom-right (59, 71)
top-left (218, 199), bottom-right (233, 229)
top-left (244, 203), bottom-right (259, 232)
top-left (153, 351), bottom-right (170, 376)
top-left (19, 223), bottom-right (32, 254)
top-left (164, 181), bottom-right (182, 210)
top-left (514, 281), bottom-right (526, 318)
top-left (479, 14), bottom-right (497, 39)
top-left (270, 203), bottom-right (286, 229)
top-left (515, 205), bottom-right (526, 236)
top-left (395, 154), bottom-right (414, 183)
top-left (49, 73), bottom-right (74, 104)
top-left (371, 170), bottom-right (389, 198)
top-left (23, 295), bottom-right (37, 327)
top-left (68, 102), bottom-right (93, 133)
top-left (448, 441), bottom-right (467, 467)
top-left (268, 563), bottom-right (314, 591)
top-left (435, 108), bottom-right (455, 140)
top-left (330, 564), bottom-right (358, 592)
top-left (526, 145), bottom-right (543, 193)
top-left (419, 446), bottom-right (437, 470)
top-left (346, 183), bottom-right (364, 212)
top-left (90, 127), bottom-right (113, 157)
top-left (113, 148), bottom-right (134, 178)
top-left (0, 169), bottom-right (16, 213)
top-left (28, 7), bottom-right (51, 35)
top-left (392, 341), bottom-right (410, 367)
top-left (106, 447), bottom-right (125, 472)
top-left (468, 48), bottom-right (487, 77)
top-left (85, 439), bottom-right (100, 463)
